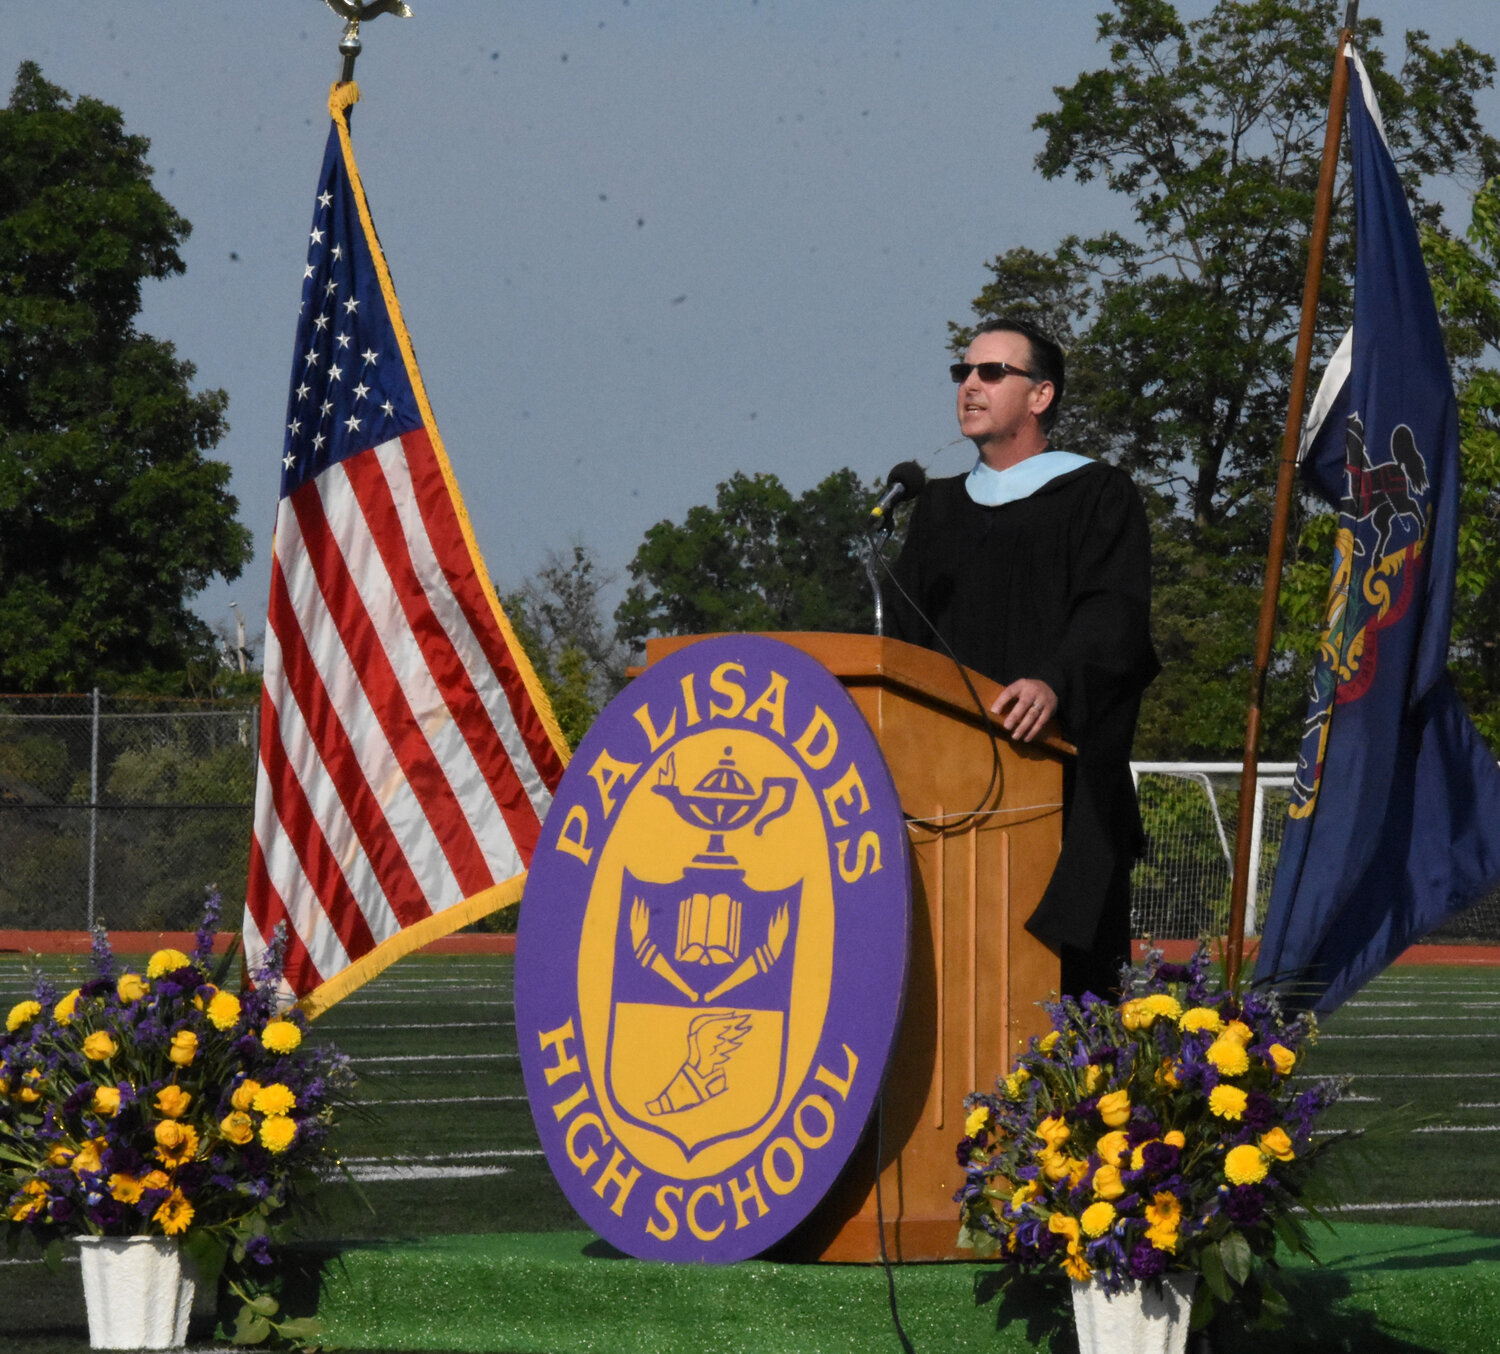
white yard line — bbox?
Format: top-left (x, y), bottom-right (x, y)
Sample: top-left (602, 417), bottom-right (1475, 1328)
top-left (357, 1094), bottom-right (529, 1105)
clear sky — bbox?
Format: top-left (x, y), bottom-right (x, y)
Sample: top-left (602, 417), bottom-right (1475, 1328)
top-left (5, 1), bottom-right (1497, 651)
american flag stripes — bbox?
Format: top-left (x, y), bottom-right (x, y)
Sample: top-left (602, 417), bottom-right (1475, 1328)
top-left (245, 83), bottom-right (567, 1013)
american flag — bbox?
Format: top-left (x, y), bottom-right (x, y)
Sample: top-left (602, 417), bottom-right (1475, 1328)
top-left (245, 85), bottom-right (568, 1012)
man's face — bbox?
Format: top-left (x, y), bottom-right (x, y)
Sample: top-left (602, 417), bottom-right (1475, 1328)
top-left (955, 329), bottom-right (1051, 460)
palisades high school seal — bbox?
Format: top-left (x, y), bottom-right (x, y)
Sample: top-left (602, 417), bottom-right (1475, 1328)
top-left (516, 635), bottom-right (910, 1262)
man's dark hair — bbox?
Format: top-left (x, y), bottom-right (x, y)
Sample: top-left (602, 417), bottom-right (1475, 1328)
top-left (973, 317), bottom-right (1066, 435)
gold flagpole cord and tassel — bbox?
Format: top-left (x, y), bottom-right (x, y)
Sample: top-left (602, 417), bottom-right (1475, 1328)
top-left (1225, 0), bottom-right (1360, 991)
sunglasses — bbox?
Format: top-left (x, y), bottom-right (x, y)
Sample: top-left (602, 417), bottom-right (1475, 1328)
top-left (949, 361), bottom-right (1037, 384)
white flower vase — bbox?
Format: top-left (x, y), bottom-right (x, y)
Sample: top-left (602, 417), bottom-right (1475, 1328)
top-left (1070, 1271), bottom-right (1197, 1354)
top-left (76, 1236), bottom-right (195, 1350)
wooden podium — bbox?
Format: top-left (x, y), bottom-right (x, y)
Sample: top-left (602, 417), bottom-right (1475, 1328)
top-left (642, 633), bottom-right (1069, 1262)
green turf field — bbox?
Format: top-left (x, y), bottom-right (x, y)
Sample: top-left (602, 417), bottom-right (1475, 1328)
top-left (1, 954), bottom-right (1496, 1351)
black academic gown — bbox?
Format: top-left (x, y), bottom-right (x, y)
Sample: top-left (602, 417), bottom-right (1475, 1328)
top-left (885, 462), bottom-right (1159, 959)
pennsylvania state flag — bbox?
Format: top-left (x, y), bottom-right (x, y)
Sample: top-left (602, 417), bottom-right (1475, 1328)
top-left (1254, 51), bottom-right (1500, 1013)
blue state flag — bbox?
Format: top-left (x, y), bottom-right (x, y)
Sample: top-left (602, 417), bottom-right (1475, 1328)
top-left (1254, 51), bottom-right (1500, 1013)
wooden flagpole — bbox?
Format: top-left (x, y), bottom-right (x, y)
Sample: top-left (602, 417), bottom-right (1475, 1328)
top-left (1225, 3), bottom-right (1359, 991)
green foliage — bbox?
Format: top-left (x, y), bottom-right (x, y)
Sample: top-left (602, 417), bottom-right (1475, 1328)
top-left (615, 468), bottom-right (887, 652)
top-left (0, 61), bottom-right (252, 692)
top-left (503, 544), bottom-right (628, 750)
top-left (958, 1), bottom-right (1500, 758)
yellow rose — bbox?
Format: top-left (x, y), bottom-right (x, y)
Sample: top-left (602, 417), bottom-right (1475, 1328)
top-left (1155, 1058), bottom-right (1183, 1090)
top-left (231, 1079), bottom-right (262, 1113)
top-left (154, 1085), bottom-right (192, 1119)
top-left (1267, 1043), bottom-right (1296, 1075)
top-left (220, 1112), bottom-right (256, 1147)
top-left (259, 1114), bottom-right (298, 1154)
top-left (964, 1105), bottom-right (991, 1138)
top-left (1037, 1115), bottom-right (1071, 1150)
top-left (1225, 1143), bottom-right (1269, 1185)
top-left (1222, 1020), bottom-right (1254, 1046)
top-left (1179, 1006), bottom-right (1222, 1034)
top-left (5, 1000), bottom-right (40, 1033)
top-left (1258, 1126), bottom-right (1295, 1162)
top-left (116, 973), bottom-right (149, 1003)
top-left (91, 1085), bottom-right (122, 1118)
top-left (1040, 1149), bottom-right (1074, 1181)
top-left (1120, 998), bottom-right (1150, 1031)
top-left (140, 1169), bottom-right (171, 1191)
top-left (1163, 1130), bottom-right (1186, 1149)
top-left (1206, 1035), bottom-right (1250, 1077)
top-left (1092, 1163), bottom-right (1125, 1200)
top-left (1096, 1131), bottom-right (1130, 1167)
top-left (153, 1188), bottom-right (195, 1236)
top-left (82, 1031), bottom-right (118, 1062)
top-left (9, 1180), bottom-right (48, 1222)
top-left (153, 1120), bottom-right (199, 1167)
top-left (261, 1020), bottom-right (303, 1054)
top-left (46, 1144), bottom-right (75, 1168)
top-left (207, 991), bottom-right (242, 1031)
top-left (1082, 1064), bottom-right (1104, 1095)
top-left (168, 1030), bottom-right (198, 1067)
top-left (1208, 1085), bottom-right (1248, 1120)
top-left (1097, 1090), bottom-right (1131, 1128)
top-left (72, 1139), bottom-right (105, 1174)
top-left (1048, 1213), bottom-right (1081, 1244)
top-left (1081, 1201), bottom-right (1116, 1237)
top-left (145, 949), bottom-right (191, 980)
top-left (251, 1083), bottom-right (296, 1116)
top-left (53, 989), bottom-right (81, 1024)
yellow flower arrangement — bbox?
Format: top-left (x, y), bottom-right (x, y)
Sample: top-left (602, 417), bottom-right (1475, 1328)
top-left (219, 1111), bottom-right (256, 1147)
top-left (154, 1086), bottom-right (192, 1119)
top-left (145, 949), bottom-right (191, 980)
top-left (116, 973), bottom-right (149, 1003)
top-left (206, 991), bottom-right (242, 1031)
top-left (1225, 1144), bottom-right (1269, 1186)
top-left (82, 1032), bottom-right (118, 1062)
top-left (1208, 1084), bottom-right (1248, 1120)
top-left (259, 1115), bottom-right (298, 1155)
top-left (261, 1020), bottom-right (303, 1054)
top-left (1097, 1089), bottom-right (1131, 1127)
top-left (6, 1001), bottom-right (41, 1033)
top-left (153, 1120), bottom-right (199, 1168)
top-left (251, 1083), bottom-right (297, 1116)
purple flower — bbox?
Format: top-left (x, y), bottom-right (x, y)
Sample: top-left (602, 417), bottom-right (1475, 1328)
top-left (89, 926), bottom-right (118, 980)
top-left (1243, 1092), bottom-right (1278, 1133)
top-left (1140, 1141), bottom-right (1180, 1175)
top-left (1128, 1241), bottom-right (1167, 1279)
top-left (1223, 1185), bottom-right (1264, 1226)
top-left (245, 1234), bottom-right (274, 1267)
top-left (194, 887), bottom-right (224, 963)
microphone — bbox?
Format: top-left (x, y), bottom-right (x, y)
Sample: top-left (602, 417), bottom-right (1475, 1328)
top-left (869, 461), bottom-right (926, 522)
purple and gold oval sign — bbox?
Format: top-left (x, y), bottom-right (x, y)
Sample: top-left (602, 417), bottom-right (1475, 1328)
top-left (516, 635), bottom-right (910, 1262)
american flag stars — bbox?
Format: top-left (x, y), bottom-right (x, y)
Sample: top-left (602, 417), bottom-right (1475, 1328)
top-left (277, 140), bottom-right (420, 499)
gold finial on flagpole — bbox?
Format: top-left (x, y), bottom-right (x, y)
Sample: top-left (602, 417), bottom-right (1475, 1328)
top-left (322, 0), bottom-right (413, 86)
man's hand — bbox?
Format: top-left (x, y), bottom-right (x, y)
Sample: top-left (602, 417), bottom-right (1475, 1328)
top-left (990, 678), bottom-right (1058, 743)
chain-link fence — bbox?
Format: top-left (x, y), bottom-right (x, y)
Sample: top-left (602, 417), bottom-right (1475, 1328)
top-left (1131, 762), bottom-right (1500, 943)
top-left (3, 712), bottom-right (1498, 945)
top-left (0, 694), bottom-right (256, 932)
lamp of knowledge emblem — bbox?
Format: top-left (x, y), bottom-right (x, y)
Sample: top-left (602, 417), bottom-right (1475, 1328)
top-left (516, 635), bottom-right (910, 1262)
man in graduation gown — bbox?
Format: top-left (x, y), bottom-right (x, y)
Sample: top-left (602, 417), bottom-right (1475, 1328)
top-left (886, 317), bottom-right (1159, 998)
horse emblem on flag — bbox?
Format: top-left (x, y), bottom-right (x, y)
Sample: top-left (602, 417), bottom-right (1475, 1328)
top-left (1290, 412), bottom-right (1430, 818)
top-left (606, 749), bottom-right (801, 1156)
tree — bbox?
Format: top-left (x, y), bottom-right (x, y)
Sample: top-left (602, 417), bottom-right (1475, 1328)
top-left (614, 468), bottom-right (890, 652)
top-left (957, 1), bottom-right (1500, 758)
top-left (0, 62), bottom-right (252, 692)
top-left (504, 544), bottom-right (629, 750)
